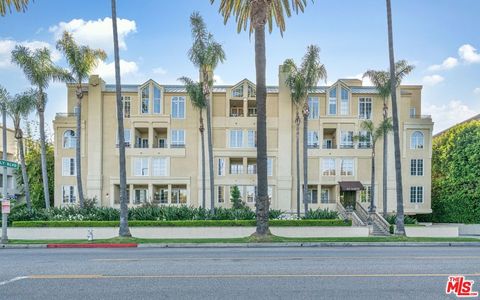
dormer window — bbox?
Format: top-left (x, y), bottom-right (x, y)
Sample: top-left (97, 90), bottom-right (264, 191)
top-left (232, 86), bottom-right (243, 97)
top-left (328, 87), bottom-right (337, 115)
top-left (140, 81), bottom-right (163, 115)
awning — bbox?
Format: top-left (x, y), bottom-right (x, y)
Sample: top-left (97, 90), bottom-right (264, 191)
top-left (339, 181), bottom-right (364, 192)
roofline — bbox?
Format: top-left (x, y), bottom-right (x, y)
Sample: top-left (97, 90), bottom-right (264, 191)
top-left (434, 113), bottom-right (480, 138)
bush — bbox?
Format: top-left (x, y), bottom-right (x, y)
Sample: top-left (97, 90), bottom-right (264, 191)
top-left (303, 208), bottom-right (338, 220)
top-left (385, 214), bottom-right (418, 225)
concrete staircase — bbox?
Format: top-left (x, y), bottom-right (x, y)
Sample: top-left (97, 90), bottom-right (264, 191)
top-left (354, 202), bottom-right (391, 237)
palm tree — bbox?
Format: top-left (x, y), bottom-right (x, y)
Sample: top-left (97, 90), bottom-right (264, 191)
top-left (56, 31), bottom-right (107, 208)
top-left (111, 0), bottom-right (131, 237)
top-left (0, 0), bottom-right (29, 16)
top-left (211, 0), bottom-right (312, 238)
top-left (5, 89), bottom-right (36, 210)
top-left (363, 60), bottom-right (414, 217)
top-left (188, 12), bottom-right (225, 211)
top-left (356, 119), bottom-right (392, 215)
top-left (283, 46), bottom-right (326, 216)
top-left (11, 46), bottom-right (71, 209)
top-left (178, 76), bottom-right (207, 208)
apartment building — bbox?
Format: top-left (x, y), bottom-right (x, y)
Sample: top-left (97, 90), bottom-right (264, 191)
top-left (53, 66), bottom-right (433, 215)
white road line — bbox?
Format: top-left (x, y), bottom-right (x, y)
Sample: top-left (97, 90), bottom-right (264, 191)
top-left (0, 276), bottom-right (28, 286)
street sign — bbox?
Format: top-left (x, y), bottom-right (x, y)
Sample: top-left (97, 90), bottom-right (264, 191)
top-left (0, 160), bottom-right (18, 169)
top-left (1, 200), bottom-right (10, 214)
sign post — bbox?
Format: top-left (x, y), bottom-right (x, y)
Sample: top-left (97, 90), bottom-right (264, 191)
top-left (1, 103), bottom-right (8, 244)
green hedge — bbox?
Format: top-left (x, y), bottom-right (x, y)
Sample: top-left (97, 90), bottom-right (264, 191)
top-left (12, 219), bottom-right (351, 228)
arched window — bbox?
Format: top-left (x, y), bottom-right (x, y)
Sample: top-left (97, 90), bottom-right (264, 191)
top-left (63, 130), bottom-right (76, 149)
top-left (410, 131), bottom-right (424, 149)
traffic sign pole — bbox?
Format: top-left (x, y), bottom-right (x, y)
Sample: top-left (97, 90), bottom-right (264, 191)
top-left (1, 103), bottom-right (8, 244)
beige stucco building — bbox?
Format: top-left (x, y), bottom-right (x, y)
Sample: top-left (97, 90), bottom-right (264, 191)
top-left (53, 66), bottom-right (433, 215)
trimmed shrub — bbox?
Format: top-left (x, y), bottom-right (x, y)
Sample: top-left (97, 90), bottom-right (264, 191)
top-left (304, 208), bottom-right (338, 220)
top-left (385, 214), bottom-right (418, 225)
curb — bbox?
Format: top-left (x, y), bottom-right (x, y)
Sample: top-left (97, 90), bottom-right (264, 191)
top-left (47, 243), bottom-right (138, 248)
top-left (1, 244), bottom-right (48, 249)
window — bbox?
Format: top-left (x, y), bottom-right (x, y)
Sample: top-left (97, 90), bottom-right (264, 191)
top-left (217, 186), bottom-right (225, 203)
top-left (62, 157), bottom-right (75, 176)
top-left (410, 131), bottom-right (424, 149)
top-left (246, 186), bottom-right (256, 203)
top-left (230, 106), bottom-right (244, 117)
top-left (359, 97), bottom-right (372, 119)
top-left (133, 157), bottom-right (149, 176)
top-left (340, 88), bottom-right (349, 115)
top-left (358, 130), bottom-right (372, 149)
top-left (409, 107), bottom-right (416, 118)
top-left (268, 186), bottom-right (273, 202)
top-left (171, 129), bottom-right (185, 148)
top-left (322, 158), bottom-right (335, 176)
top-left (153, 186), bottom-right (168, 204)
top-left (62, 185), bottom-right (76, 203)
top-left (323, 139), bottom-right (333, 149)
top-left (308, 97), bottom-right (319, 119)
top-left (232, 86), bottom-right (243, 97)
top-left (321, 189), bottom-right (329, 204)
top-left (134, 189), bottom-right (148, 205)
top-left (171, 96), bottom-right (185, 118)
top-left (267, 158), bottom-right (273, 176)
top-left (229, 130), bottom-right (243, 148)
top-left (141, 86), bottom-right (149, 114)
top-left (248, 107), bottom-right (257, 117)
top-left (340, 131), bottom-right (354, 148)
top-left (218, 158), bottom-right (225, 176)
top-left (360, 185), bottom-right (372, 203)
top-left (248, 85), bottom-right (256, 97)
top-left (122, 96), bottom-right (131, 118)
top-left (341, 159), bottom-right (354, 176)
top-left (230, 160), bottom-right (243, 174)
top-left (247, 130), bottom-right (256, 148)
top-left (116, 129), bottom-right (131, 148)
top-left (328, 88), bottom-right (337, 115)
top-left (63, 130), bottom-right (76, 149)
top-left (153, 87), bottom-right (161, 114)
top-left (307, 186), bottom-right (318, 204)
top-left (171, 185), bottom-right (187, 204)
top-left (152, 157), bottom-right (167, 176)
top-left (410, 186), bottom-right (424, 203)
top-left (307, 131), bottom-right (319, 148)
top-left (410, 159), bottom-right (424, 176)
top-left (247, 161), bottom-right (257, 174)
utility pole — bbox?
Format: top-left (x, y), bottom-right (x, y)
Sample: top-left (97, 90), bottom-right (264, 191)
top-left (1, 103), bottom-right (8, 244)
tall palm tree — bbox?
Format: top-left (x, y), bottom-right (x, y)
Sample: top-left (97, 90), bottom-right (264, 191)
top-left (5, 89), bottom-right (36, 210)
top-left (178, 76), bottom-right (207, 208)
top-left (211, 0), bottom-right (312, 237)
top-left (283, 46), bottom-right (326, 216)
top-left (0, 0), bottom-right (29, 16)
top-left (56, 31), bottom-right (107, 208)
top-left (363, 60), bottom-right (414, 217)
top-left (11, 46), bottom-right (71, 209)
top-left (188, 12), bottom-right (225, 211)
top-left (111, 0), bottom-right (131, 237)
top-left (386, 0), bottom-right (405, 236)
top-left (356, 119), bottom-right (392, 214)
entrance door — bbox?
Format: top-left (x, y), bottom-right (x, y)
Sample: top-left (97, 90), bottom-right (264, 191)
top-left (341, 191), bottom-right (356, 209)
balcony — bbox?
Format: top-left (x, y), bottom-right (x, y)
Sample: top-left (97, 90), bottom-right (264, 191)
top-left (339, 143), bottom-right (354, 149)
top-left (410, 114), bottom-right (432, 120)
top-left (56, 113), bottom-right (77, 118)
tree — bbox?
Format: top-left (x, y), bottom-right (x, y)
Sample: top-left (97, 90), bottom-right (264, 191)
top-left (283, 45), bottom-right (326, 216)
top-left (11, 46), bottom-right (71, 209)
top-left (385, 0), bottom-right (405, 236)
top-left (355, 119), bottom-right (392, 214)
top-left (178, 76), bottom-right (207, 208)
top-left (56, 31), bottom-right (107, 208)
top-left (363, 60), bottom-right (414, 216)
top-left (230, 185), bottom-right (245, 209)
top-left (210, 0), bottom-right (313, 238)
top-left (187, 12), bottom-right (226, 212)
top-left (0, 0), bottom-right (29, 16)
top-left (4, 89), bottom-right (36, 210)
top-left (111, 0), bottom-right (131, 237)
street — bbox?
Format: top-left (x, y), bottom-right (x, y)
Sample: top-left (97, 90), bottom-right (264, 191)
top-left (0, 246), bottom-right (478, 299)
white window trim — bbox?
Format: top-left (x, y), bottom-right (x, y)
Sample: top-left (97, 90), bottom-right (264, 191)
top-left (171, 96), bottom-right (186, 119)
top-left (133, 157), bottom-right (150, 177)
top-left (308, 97), bottom-right (319, 119)
top-left (153, 87), bottom-right (162, 114)
top-left (152, 157), bottom-right (168, 177)
top-left (62, 157), bottom-right (76, 176)
top-left (358, 97), bottom-right (373, 120)
top-left (340, 88), bottom-right (350, 116)
top-left (62, 185), bottom-right (77, 204)
top-left (229, 129), bottom-right (244, 148)
top-left (171, 129), bottom-right (186, 147)
top-left (410, 131), bottom-right (425, 150)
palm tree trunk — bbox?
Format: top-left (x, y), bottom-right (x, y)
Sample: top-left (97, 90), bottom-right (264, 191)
top-left (199, 110), bottom-right (206, 209)
top-left (75, 92), bottom-right (84, 208)
top-left (205, 95), bottom-right (215, 211)
top-left (254, 15), bottom-right (270, 237)
top-left (295, 111), bottom-right (300, 218)
top-left (382, 98), bottom-right (388, 216)
top-left (386, 0), bottom-right (405, 235)
top-left (370, 146), bottom-right (376, 213)
top-left (37, 99), bottom-right (50, 209)
top-left (302, 105), bottom-right (309, 215)
top-left (112, 0), bottom-right (131, 237)
top-left (17, 136), bottom-right (31, 210)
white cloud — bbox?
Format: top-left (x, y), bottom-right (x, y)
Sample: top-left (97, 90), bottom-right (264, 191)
top-left (213, 74), bottom-right (224, 85)
top-left (458, 44), bottom-right (480, 64)
top-left (427, 57), bottom-right (458, 71)
top-left (152, 67), bottom-right (167, 75)
top-left (425, 100), bottom-right (477, 133)
top-left (346, 73), bottom-right (373, 86)
top-left (0, 39), bottom-right (60, 69)
top-left (49, 17), bottom-right (136, 54)
top-left (93, 59), bottom-right (139, 81)
top-left (422, 74), bottom-right (444, 86)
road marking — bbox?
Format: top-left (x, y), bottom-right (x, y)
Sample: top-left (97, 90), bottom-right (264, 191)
top-left (26, 273), bottom-right (480, 280)
top-left (0, 276), bottom-right (28, 286)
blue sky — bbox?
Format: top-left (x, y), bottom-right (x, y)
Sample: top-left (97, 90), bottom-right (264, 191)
top-left (1, 0), bottom-right (479, 133)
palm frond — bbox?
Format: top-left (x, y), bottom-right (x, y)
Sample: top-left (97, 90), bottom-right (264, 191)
top-left (178, 76), bottom-right (206, 110)
top-left (0, 0), bottom-right (30, 16)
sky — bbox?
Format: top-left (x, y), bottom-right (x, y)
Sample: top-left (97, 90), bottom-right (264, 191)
top-left (0, 0), bottom-right (479, 134)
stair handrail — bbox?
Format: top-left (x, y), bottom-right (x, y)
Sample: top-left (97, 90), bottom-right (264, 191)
top-left (337, 202), bottom-right (365, 226)
top-left (354, 201), bottom-right (369, 222)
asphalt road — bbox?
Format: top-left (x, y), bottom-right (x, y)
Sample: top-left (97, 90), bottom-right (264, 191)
top-left (0, 246), bottom-right (479, 299)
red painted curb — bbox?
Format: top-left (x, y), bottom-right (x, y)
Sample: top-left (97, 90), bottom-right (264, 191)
top-left (47, 243), bottom-right (138, 248)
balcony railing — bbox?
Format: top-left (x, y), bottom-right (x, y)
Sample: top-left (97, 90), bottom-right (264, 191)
top-left (308, 144), bottom-right (320, 149)
top-left (358, 143), bottom-right (372, 149)
top-left (410, 114), bottom-right (432, 119)
top-left (170, 143), bottom-right (185, 149)
top-left (56, 113), bottom-right (77, 118)
top-left (339, 144), bottom-right (354, 149)
top-left (134, 143), bottom-right (149, 149)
